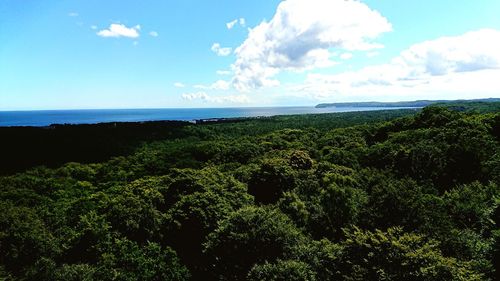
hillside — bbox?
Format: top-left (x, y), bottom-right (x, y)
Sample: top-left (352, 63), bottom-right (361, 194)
top-left (316, 98), bottom-right (500, 108)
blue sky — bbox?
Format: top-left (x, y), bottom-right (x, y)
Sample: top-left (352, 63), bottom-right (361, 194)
top-left (1, 0), bottom-right (500, 110)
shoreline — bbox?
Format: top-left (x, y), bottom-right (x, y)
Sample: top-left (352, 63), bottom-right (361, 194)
top-left (0, 107), bottom-right (420, 128)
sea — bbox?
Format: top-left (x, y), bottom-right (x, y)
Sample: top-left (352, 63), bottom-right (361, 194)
top-left (0, 106), bottom-right (414, 127)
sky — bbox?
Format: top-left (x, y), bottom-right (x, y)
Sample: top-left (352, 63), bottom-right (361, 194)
top-left (1, 0), bottom-right (500, 110)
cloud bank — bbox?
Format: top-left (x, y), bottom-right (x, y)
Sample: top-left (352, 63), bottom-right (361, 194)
top-left (194, 80), bottom-right (231, 91)
top-left (231, 0), bottom-right (392, 92)
top-left (182, 92), bottom-right (249, 104)
top-left (294, 29), bottom-right (500, 100)
top-left (189, 1), bottom-right (500, 104)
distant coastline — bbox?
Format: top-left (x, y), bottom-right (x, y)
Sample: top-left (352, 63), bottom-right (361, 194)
top-left (0, 106), bottom-right (415, 127)
top-left (1, 98), bottom-right (499, 127)
top-left (315, 98), bottom-right (500, 108)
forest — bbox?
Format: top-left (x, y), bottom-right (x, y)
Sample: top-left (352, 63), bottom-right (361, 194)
top-left (0, 103), bottom-right (499, 280)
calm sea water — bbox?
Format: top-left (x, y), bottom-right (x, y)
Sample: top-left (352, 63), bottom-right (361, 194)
top-left (0, 106), bottom-right (412, 127)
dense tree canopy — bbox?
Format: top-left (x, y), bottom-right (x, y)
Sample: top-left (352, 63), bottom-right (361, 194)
top-left (1, 103), bottom-right (499, 280)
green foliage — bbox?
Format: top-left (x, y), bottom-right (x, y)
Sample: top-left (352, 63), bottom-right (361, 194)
top-left (248, 157), bottom-right (297, 204)
top-left (290, 238), bottom-right (343, 280)
top-left (93, 239), bottom-right (189, 281)
top-left (247, 260), bottom-right (317, 281)
top-left (312, 183), bottom-right (367, 239)
top-left (102, 178), bottom-right (167, 243)
top-left (492, 197), bottom-right (500, 280)
top-left (0, 202), bottom-right (57, 277)
top-left (1, 105), bottom-right (499, 280)
top-left (365, 108), bottom-right (497, 189)
top-left (336, 227), bottom-right (484, 281)
top-left (52, 263), bottom-right (96, 281)
top-left (204, 206), bottom-right (305, 280)
top-left (164, 175), bottom-right (252, 277)
top-left (443, 182), bottom-right (498, 233)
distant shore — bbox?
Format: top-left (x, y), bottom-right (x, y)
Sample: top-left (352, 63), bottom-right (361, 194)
top-left (315, 98), bottom-right (500, 108)
top-left (0, 106), bottom-right (416, 127)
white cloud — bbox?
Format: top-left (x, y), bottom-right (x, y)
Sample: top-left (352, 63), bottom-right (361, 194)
top-left (182, 92), bottom-right (250, 104)
top-left (216, 70), bottom-right (232, 75)
top-left (194, 80), bottom-right (231, 91)
top-left (217, 94), bottom-right (250, 104)
top-left (68, 12), bottom-right (79, 17)
top-left (291, 29), bottom-right (500, 101)
top-left (396, 29), bottom-right (500, 77)
top-left (97, 24), bottom-right (141, 38)
top-left (226, 19), bottom-right (238, 29)
top-left (367, 51), bottom-right (380, 58)
top-left (211, 80), bottom-right (231, 90)
top-left (227, 18), bottom-right (246, 29)
top-left (90, 25), bottom-right (98, 30)
top-left (174, 82), bottom-right (185, 88)
top-left (182, 92), bottom-right (209, 101)
top-left (340, 53), bottom-right (353, 60)
top-left (211, 43), bottom-right (232, 56)
top-left (149, 31), bottom-right (159, 37)
top-left (231, 0), bottom-right (392, 92)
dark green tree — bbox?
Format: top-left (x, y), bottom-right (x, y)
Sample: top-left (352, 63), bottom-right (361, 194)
top-left (204, 206), bottom-right (305, 280)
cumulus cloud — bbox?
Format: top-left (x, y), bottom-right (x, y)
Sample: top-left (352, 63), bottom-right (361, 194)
top-left (194, 80), bottom-right (231, 90)
top-left (396, 29), bottom-right (500, 77)
top-left (182, 92), bottom-right (209, 101)
top-left (97, 24), bottom-right (141, 38)
top-left (149, 31), bottom-right (159, 37)
top-left (227, 18), bottom-right (246, 29)
top-left (211, 43), bottom-right (232, 56)
top-left (340, 53), bottom-right (353, 60)
top-left (291, 29), bottom-right (500, 100)
top-left (367, 51), bottom-right (380, 58)
top-left (182, 92), bottom-right (250, 103)
top-left (216, 70), bottom-right (232, 75)
top-left (174, 82), bottom-right (185, 88)
top-left (231, 0), bottom-right (392, 92)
